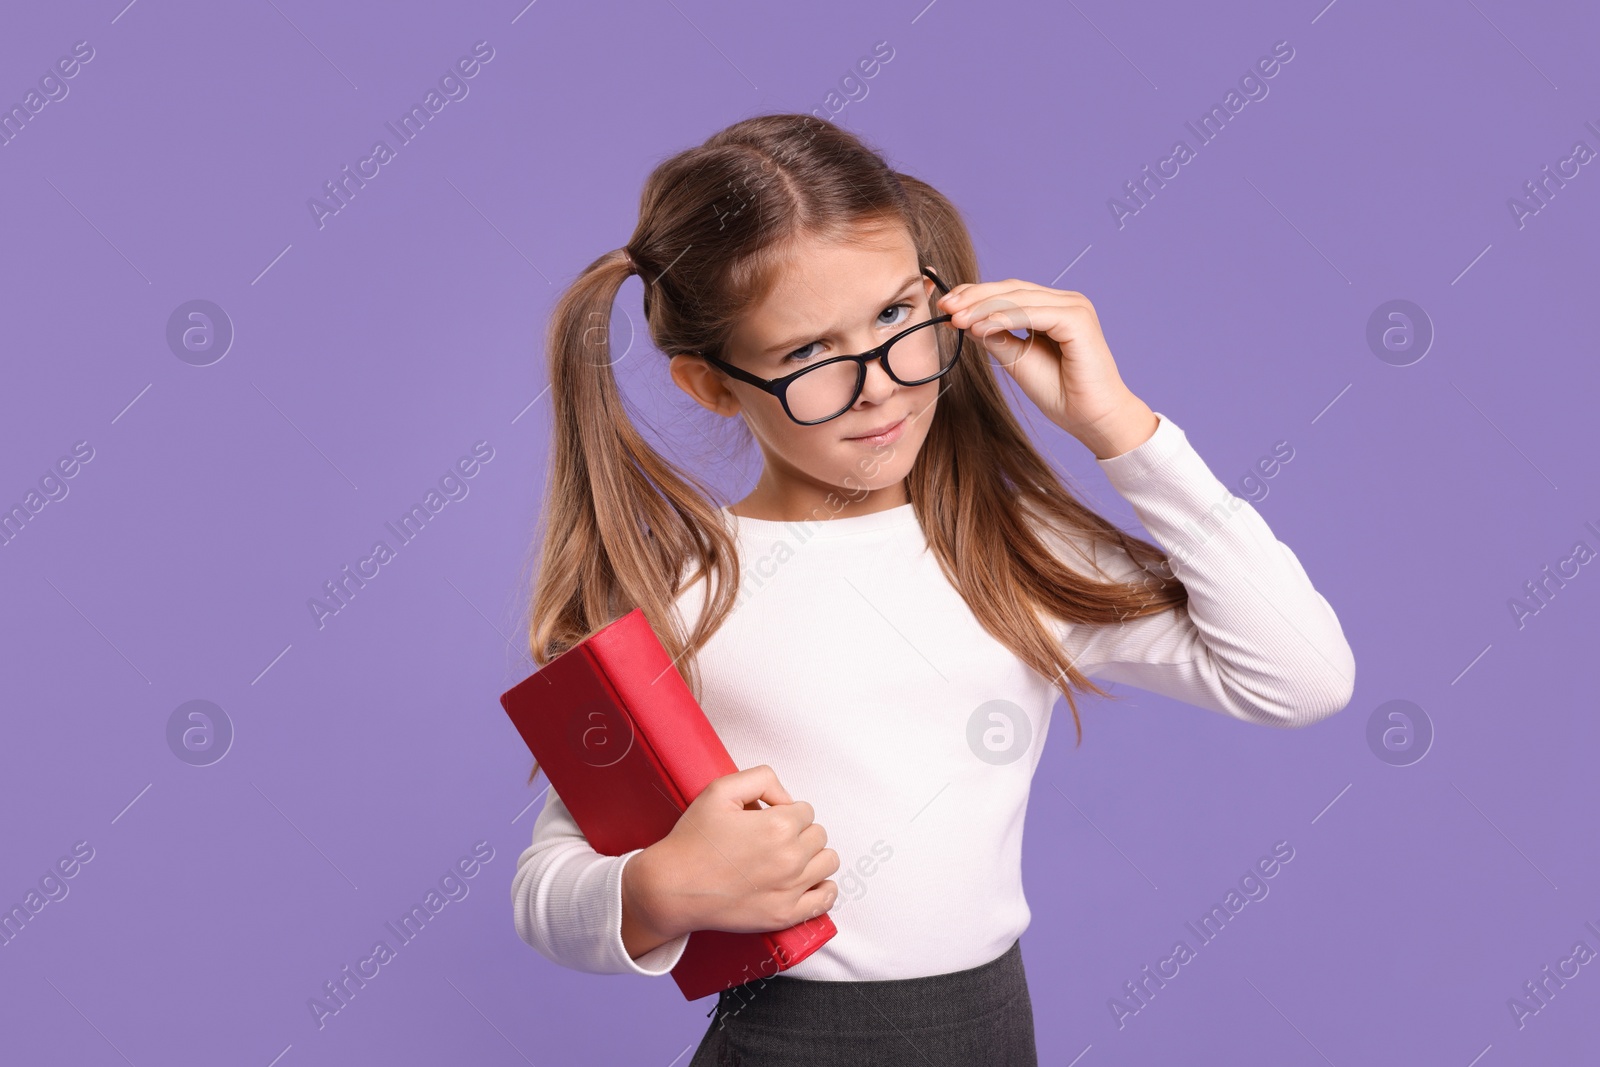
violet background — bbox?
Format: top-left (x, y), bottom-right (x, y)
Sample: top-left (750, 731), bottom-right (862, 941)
top-left (2, 0), bottom-right (1597, 1064)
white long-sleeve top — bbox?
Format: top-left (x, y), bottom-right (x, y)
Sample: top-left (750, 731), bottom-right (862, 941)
top-left (510, 412), bottom-right (1355, 982)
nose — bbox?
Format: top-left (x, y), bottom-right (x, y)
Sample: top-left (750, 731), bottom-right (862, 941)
top-left (856, 351), bottom-right (899, 404)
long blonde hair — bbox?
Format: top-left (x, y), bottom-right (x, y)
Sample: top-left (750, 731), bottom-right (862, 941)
top-left (520, 113), bottom-right (1186, 783)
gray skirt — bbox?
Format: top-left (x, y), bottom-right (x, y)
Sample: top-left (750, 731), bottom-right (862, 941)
top-left (687, 938), bottom-right (1037, 1067)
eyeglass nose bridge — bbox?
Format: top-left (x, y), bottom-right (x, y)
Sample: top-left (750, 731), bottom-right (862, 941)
top-left (841, 346), bottom-right (898, 410)
top-left (847, 314), bottom-right (956, 391)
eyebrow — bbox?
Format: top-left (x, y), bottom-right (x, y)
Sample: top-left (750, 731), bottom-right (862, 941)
top-left (756, 273), bottom-right (926, 359)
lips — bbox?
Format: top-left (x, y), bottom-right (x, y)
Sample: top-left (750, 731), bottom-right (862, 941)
top-left (844, 415), bottom-right (907, 440)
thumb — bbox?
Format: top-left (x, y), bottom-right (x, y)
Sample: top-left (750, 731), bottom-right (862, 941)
top-left (978, 323), bottom-right (1028, 375)
top-left (721, 764), bottom-right (793, 810)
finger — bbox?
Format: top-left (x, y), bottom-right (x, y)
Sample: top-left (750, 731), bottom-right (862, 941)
top-left (949, 291), bottom-right (1087, 330)
top-left (939, 277), bottom-right (1035, 303)
top-left (720, 764), bottom-right (793, 808)
top-left (939, 279), bottom-right (1075, 312)
top-left (972, 305), bottom-right (1045, 337)
top-left (941, 282), bottom-right (1030, 313)
top-left (965, 305), bottom-right (1057, 347)
top-left (801, 848), bottom-right (840, 887)
top-left (777, 799), bottom-right (816, 833)
top-left (968, 305), bottom-right (1082, 380)
top-left (938, 280), bottom-right (1028, 312)
top-left (793, 879), bottom-right (838, 922)
top-left (796, 819), bottom-right (828, 853)
top-left (974, 320), bottom-right (1041, 371)
top-left (969, 303), bottom-right (1090, 344)
top-left (956, 288), bottom-right (1086, 315)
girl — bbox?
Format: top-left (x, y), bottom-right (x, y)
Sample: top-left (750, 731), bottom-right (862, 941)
top-left (510, 113), bottom-right (1355, 1066)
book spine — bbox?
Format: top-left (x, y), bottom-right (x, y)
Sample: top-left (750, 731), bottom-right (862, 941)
top-left (592, 610), bottom-right (739, 804)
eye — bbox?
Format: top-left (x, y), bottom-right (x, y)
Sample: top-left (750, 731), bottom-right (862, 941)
top-left (878, 302), bottom-right (913, 328)
top-left (779, 303), bottom-right (916, 365)
top-left (781, 341), bottom-right (823, 364)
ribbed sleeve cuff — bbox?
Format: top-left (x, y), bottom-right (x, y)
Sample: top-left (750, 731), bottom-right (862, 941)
top-left (609, 850), bottom-right (690, 976)
top-left (1094, 410), bottom-right (1189, 489)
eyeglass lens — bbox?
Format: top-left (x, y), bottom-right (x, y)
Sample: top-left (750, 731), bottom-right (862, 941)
top-left (786, 302), bottom-right (956, 423)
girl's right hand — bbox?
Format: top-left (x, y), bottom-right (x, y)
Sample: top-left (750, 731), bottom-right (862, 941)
top-left (625, 765), bottom-right (839, 944)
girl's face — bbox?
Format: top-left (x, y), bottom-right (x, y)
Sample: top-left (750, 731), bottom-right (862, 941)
top-left (669, 225), bottom-right (943, 519)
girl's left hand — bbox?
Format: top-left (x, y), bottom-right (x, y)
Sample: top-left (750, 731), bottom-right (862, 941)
top-left (938, 279), bottom-right (1155, 457)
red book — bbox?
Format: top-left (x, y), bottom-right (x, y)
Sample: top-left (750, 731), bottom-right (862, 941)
top-left (499, 607), bottom-right (836, 1001)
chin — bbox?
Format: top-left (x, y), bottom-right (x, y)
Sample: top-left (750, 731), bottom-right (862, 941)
top-left (832, 444), bottom-right (918, 490)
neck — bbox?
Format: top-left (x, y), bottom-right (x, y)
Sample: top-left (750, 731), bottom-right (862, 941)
top-left (729, 482), bottom-right (910, 522)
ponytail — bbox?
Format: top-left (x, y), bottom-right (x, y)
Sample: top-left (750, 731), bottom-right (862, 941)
top-left (521, 248), bottom-right (740, 784)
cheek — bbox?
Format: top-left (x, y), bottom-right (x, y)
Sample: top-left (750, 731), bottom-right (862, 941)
top-left (735, 394), bottom-right (795, 441)
top-left (744, 407), bottom-right (830, 469)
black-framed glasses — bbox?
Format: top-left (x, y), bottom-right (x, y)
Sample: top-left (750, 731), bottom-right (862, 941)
top-left (699, 265), bottom-right (967, 426)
